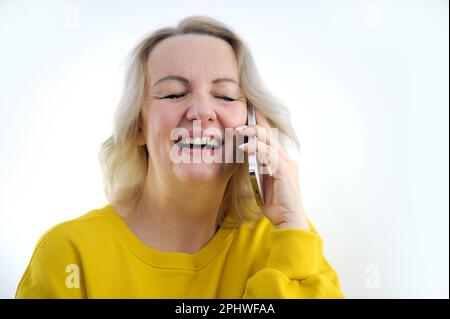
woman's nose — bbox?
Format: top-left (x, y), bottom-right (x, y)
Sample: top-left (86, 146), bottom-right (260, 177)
top-left (185, 93), bottom-right (217, 123)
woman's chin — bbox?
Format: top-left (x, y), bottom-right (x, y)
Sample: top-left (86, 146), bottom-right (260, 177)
top-left (173, 163), bottom-right (223, 183)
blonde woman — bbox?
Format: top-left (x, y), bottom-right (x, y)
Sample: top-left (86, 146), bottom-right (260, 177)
top-left (16, 16), bottom-right (344, 299)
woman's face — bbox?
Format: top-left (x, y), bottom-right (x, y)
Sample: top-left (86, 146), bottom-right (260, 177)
top-left (137, 34), bottom-right (247, 183)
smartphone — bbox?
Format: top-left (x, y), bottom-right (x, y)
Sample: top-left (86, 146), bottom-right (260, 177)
top-left (246, 101), bottom-right (264, 208)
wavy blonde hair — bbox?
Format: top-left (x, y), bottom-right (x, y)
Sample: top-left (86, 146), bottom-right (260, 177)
top-left (98, 15), bottom-right (300, 229)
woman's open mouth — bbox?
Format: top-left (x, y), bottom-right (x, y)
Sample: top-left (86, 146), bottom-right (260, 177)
top-left (173, 136), bottom-right (224, 158)
top-left (175, 136), bottom-right (222, 149)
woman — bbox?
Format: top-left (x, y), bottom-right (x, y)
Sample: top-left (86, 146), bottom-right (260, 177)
top-left (16, 15), bottom-right (344, 298)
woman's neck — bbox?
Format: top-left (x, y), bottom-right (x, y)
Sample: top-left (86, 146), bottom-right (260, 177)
top-left (115, 176), bottom-right (228, 254)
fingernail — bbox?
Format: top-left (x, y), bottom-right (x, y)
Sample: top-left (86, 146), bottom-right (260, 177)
top-left (238, 143), bottom-right (247, 150)
top-left (235, 125), bottom-right (248, 132)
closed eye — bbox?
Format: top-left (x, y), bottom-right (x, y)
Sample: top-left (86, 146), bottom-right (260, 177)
top-left (163, 94), bottom-right (185, 100)
top-left (217, 96), bottom-right (237, 102)
top-left (162, 94), bottom-right (237, 102)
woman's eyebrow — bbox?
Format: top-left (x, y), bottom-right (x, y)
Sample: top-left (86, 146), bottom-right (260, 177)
top-left (153, 75), bottom-right (239, 88)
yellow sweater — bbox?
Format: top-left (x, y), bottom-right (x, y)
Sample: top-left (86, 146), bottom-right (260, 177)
top-left (15, 205), bottom-right (344, 298)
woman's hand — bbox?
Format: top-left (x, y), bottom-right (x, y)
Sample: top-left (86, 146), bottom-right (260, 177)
top-left (236, 109), bottom-right (310, 231)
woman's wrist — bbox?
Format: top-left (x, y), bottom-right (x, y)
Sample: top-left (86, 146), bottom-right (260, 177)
top-left (273, 214), bottom-right (310, 231)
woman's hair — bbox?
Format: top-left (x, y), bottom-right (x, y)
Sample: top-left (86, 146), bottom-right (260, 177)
top-left (98, 15), bottom-right (300, 228)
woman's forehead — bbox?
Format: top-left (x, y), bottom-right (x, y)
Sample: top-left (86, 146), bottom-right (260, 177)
top-left (149, 34), bottom-right (234, 59)
top-left (147, 35), bottom-right (239, 81)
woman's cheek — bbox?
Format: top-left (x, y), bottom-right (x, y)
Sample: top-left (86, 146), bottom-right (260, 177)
top-left (223, 105), bottom-right (247, 128)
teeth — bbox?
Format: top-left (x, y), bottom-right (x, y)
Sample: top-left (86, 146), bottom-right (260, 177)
top-left (206, 139), bottom-right (215, 147)
top-left (177, 136), bottom-right (221, 148)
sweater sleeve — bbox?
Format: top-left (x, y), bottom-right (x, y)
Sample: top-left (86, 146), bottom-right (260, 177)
top-left (15, 224), bottom-right (87, 299)
top-left (242, 220), bottom-right (345, 299)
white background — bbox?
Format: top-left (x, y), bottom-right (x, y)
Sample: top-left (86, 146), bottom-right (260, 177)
top-left (0, 0), bottom-right (448, 298)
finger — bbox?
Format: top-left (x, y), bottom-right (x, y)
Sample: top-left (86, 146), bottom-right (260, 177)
top-left (240, 108), bottom-right (290, 159)
top-left (236, 124), bottom-right (290, 162)
top-left (254, 109), bottom-right (295, 160)
top-left (238, 138), bottom-right (280, 176)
